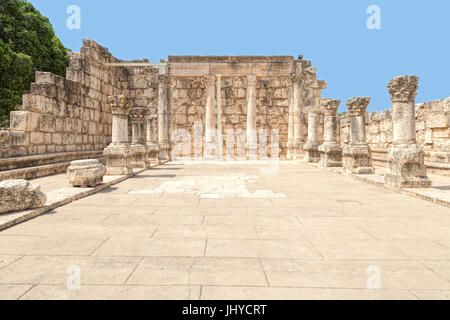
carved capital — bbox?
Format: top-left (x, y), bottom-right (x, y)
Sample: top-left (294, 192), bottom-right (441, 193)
top-left (205, 75), bottom-right (216, 87)
top-left (388, 75), bottom-right (419, 103)
top-left (346, 97), bottom-right (371, 117)
top-left (108, 95), bottom-right (129, 115)
top-left (289, 73), bottom-right (302, 86)
top-left (247, 75), bottom-right (257, 87)
top-left (129, 107), bottom-right (147, 123)
top-left (158, 75), bottom-right (171, 87)
top-left (322, 98), bottom-right (340, 116)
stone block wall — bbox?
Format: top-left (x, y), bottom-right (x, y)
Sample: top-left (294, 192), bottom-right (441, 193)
top-left (0, 40), bottom-right (124, 159)
top-left (123, 65), bottom-right (160, 141)
top-left (256, 76), bottom-right (290, 157)
top-left (168, 75), bottom-right (293, 158)
top-left (170, 76), bottom-right (207, 157)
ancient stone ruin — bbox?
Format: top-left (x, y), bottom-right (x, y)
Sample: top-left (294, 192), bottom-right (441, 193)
top-left (0, 39), bottom-right (448, 194)
top-left (0, 179), bottom-right (47, 214)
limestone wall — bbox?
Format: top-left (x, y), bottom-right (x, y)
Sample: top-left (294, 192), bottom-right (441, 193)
top-left (0, 40), bottom-right (124, 159)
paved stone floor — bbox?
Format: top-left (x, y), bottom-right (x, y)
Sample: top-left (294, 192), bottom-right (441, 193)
top-left (1, 162), bottom-right (450, 300)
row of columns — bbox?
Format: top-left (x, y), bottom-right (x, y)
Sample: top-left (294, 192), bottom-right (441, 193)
top-left (104, 95), bottom-right (163, 175)
top-left (309, 75), bottom-right (431, 189)
top-left (202, 74), bottom-right (260, 160)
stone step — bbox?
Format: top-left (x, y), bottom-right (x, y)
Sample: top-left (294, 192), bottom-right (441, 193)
top-left (0, 157), bottom-right (105, 182)
top-left (0, 150), bottom-right (105, 171)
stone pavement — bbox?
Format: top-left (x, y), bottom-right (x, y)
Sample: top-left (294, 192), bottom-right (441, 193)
top-left (1, 162), bottom-right (450, 300)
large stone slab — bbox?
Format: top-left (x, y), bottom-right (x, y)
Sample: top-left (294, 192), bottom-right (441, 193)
top-left (67, 159), bottom-right (106, 188)
top-left (0, 180), bottom-right (47, 214)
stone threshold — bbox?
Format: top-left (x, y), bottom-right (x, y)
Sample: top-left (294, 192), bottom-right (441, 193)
top-left (306, 162), bottom-right (450, 208)
top-left (0, 168), bottom-right (147, 232)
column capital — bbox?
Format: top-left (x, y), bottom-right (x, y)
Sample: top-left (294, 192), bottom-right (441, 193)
top-left (388, 75), bottom-right (419, 103)
top-left (322, 98), bottom-right (340, 116)
top-left (346, 97), bottom-right (371, 117)
top-left (311, 80), bottom-right (327, 90)
top-left (129, 107), bottom-right (147, 124)
top-left (158, 74), bottom-right (171, 87)
top-left (289, 73), bottom-right (302, 85)
top-left (108, 95), bottom-right (130, 115)
top-left (205, 75), bottom-right (216, 87)
top-left (246, 74), bottom-right (257, 87)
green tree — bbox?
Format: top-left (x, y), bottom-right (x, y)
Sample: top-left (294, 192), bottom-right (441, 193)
top-left (0, 0), bottom-right (69, 126)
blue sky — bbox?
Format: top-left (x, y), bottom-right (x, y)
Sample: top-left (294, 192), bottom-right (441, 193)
top-left (29, 0), bottom-right (449, 112)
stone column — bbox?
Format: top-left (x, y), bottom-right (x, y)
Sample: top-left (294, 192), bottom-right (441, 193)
top-left (286, 81), bottom-right (295, 160)
top-left (104, 95), bottom-right (133, 175)
top-left (303, 112), bottom-right (321, 163)
top-left (292, 75), bottom-right (305, 160)
top-left (342, 97), bottom-right (375, 174)
top-left (146, 113), bottom-right (159, 165)
top-left (303, 79), bottom-right (327, 163)
top-left (246, 75), bottom-right (258, 160)
top-left (204, 75), bottom-right (217, 159)
top-left (384, 75), bottom-right (431, 188)
top-left (158, 75), bottom-right (170, 161)
top-left (130, 107), bottom-right (150, 169)
top-left (319, 99), bottom-right (342, 167)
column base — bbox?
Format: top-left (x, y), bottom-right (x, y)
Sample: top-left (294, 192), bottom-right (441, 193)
top-left (342, 144), bottom-right (375, 175)
top-left (246, 144), bottom-right (258, 161)
top-left (103, 143), bottom-right (133, 176)
top-left (204, 142), bottom-right (219, 160)
top-left (384, 147), bottom-right (432, 189)
top-left (158, 143), bottom-right (170, 162)
top-left (147, 143), bottom-right (160, 166)
top-left (303, 142), bottom-right (320, 163)
top-left (130, 144), bottom-right (150, 169)
top-left (293, 142), bottom-right (305, 161)
top-left (319, 142), bottom-right (342, 167)
top-left (286, 143), bottom-right (294, 160)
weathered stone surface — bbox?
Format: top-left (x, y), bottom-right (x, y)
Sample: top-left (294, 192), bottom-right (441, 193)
top-left (103, 144), bottom-right (133, 175)
top-left (384, 75), bottom-right (431, 188)
top-left (342, 97), bottom-right (375, 174)
top-left (385, 147), bottom-right (432, 188)
top-left (319, 99), bottom-right (342, 167)
top-left (0, 179), bottom-right (47, 214)
top-left (66, 159), bottom-right (106, 188)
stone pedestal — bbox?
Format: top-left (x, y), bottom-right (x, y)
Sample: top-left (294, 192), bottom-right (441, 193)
top-left (319, 99), bottom-right (342, 167)
top-left (67, 159), bottom-right (105, 187)
top-left (158, 143), bottom-right (170, 162)
top-left (304, 113), bottom-right (320, 163)
top-left (0, 179), bottom-right (47, 214)
top-left (342, 97), bottom-right (375, 174)
top-left (130, 107), bottom-right (150, 169)
top-left (384, 76), bottom-right (431, 188)
top-left (104, 95), bottom-right (133, 175)
top-left (146, 114), bottom-right (159, 165)
top-left (104, 144), bottom-right (133, 175)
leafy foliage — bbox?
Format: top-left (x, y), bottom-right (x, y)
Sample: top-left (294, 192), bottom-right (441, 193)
top-left (0, 0), bottom-right (69, 126)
